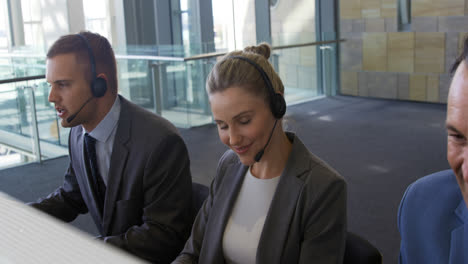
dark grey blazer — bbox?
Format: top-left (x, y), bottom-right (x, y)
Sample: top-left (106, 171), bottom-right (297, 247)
top-left (31, 96), bottom-right (193, 263)
top-left (173, 133), bottom-right (347, 264)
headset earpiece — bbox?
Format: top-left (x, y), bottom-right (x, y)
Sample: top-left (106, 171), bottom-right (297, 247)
top-left (228, 55), bottom-right (286, 119)
top-left (78, 33), bottom-right (108, 98)
top-left (92, 77), bottom-right (107, 97)
top-left (271, 93), bottom-right (286, 119)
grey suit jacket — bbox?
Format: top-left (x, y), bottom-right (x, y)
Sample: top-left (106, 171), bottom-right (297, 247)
top-left (31, 96), bottom-right (193, 263)
top-left (173, 133), bottom-right (346, 264)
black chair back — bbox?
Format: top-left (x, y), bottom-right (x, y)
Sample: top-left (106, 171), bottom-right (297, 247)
top-left (343, 232), bottom-right (382, 264)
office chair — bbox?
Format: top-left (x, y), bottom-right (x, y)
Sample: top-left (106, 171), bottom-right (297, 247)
top-left (191, 182), bottom-right (209, 220)
top-left (343, 231), bottom-right (382, 264)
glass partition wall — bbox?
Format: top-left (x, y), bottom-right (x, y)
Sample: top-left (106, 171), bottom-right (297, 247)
top-left (0, 0), bottom-right (340, 168)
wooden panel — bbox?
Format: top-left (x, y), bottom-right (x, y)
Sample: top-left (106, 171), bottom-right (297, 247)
top-left (388, 32), bottom-right (414, 73)
top-left (365, 18), bottom-right (385, 32)
top-left (361, 0), bottom-right (380, 18)
top-left (363, 33), bottom-right (387, 71)
top-left (397, 74), bottom-right (410, 100)
top-left (381, 0), bottom-right (397, 18)
top-left (412, 0), bottom-right (438, 17)
top-left (438, 0), bottom-right (464, 16)
top-left (341, 71), bottom-right (359, 96)
top-left (410, 75), bottom-right (427, 101)
top-left (427, 75), bottom-right (439, 102)
top-left (341, 0), bottom-right (361, 19)
top-left (415, 32), bottom-right (445, 73)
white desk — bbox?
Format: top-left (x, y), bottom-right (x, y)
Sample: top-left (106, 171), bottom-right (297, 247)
top-left (0, 192), bottom-right (147, 264)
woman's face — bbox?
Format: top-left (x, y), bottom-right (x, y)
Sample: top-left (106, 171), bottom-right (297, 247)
top-left (209, 86), bottom-right (275, 165)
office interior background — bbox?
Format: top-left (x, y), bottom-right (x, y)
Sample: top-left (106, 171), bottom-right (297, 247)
top-left (0, 0), bottom-right (463, 262)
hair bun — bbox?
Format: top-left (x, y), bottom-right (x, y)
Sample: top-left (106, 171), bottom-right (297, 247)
top-left (243, 42), bottom-right (271, 60)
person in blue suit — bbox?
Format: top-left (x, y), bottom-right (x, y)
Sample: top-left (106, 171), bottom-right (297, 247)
top-left (398, 37), bottom-right (468, 264)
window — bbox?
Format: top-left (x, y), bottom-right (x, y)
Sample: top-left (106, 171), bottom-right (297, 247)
top-left (83, 0), bottom-right (111, 42)
top-left (0, 0), bottom-right (9, 49)
top-left (21, 0), bottom-right (43, 46)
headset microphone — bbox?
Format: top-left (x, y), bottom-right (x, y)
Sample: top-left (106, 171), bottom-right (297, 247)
top-left (66, 96), bottom-right (94, 123)
top-left (254, 119), bottom-right (278, 162)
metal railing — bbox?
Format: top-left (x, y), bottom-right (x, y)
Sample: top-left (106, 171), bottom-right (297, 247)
top-left (0, 75), bottom-right (67, 164)
top-left (0, 38), bottom-right (344, 164)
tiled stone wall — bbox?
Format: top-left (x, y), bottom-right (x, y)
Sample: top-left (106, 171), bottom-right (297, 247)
top-left (271, 0), bottom-right (317, 92)
top-left (340, 0), bottom-right (468, 103)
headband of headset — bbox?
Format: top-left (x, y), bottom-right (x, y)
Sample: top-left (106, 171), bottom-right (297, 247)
top-left (227, 55), bottom-right (286, 119)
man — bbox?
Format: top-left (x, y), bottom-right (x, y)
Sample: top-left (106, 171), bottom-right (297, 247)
top-left (30, 31), bottom-right (193, 263)
top-left (398, 38), bottom-right (468, 263)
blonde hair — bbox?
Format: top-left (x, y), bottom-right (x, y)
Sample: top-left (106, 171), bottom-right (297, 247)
top-left (206, 43), bottom-right (284, 102)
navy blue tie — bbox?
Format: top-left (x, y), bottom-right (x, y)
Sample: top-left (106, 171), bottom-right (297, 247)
top-left (84, 133), bottom-right (106, 214)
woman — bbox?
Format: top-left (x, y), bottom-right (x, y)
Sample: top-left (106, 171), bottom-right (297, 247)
top-left (173, 43), bottom-right (346, 264)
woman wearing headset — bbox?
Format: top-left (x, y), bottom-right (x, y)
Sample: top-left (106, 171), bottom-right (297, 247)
top-left (172, 43), bottom-right (347, 264)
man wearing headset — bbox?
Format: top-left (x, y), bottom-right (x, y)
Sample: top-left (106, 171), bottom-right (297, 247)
top-left (29, 31), bottom-right (192, 263)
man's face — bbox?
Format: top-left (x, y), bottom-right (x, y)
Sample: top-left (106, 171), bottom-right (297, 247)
top-left (46, 53), bottom-right (97, 129)
top-left (446, 61), bottom-right (468, 207)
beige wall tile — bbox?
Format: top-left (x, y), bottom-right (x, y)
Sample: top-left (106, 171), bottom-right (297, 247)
top-left (358, 72), bottom-right (370, 96)
top-left (388, 32), bottom-right (414, 73)
top-left (427, 75), bottom-right (439, 102)
top-left (415, 32), bottom-right (445, 73)
top-left (363, 33), bottom-right (387, 71)
top-left (361, 0), bottom-right (380, 18)
top-left (398, 74), bottom-right (410, 100)
top-left (412, 17), bottom-right (438, 32)
top-left (446, 32), bottom-right (460, 73)
top-left (439, 74), bottom-right (451, 103)
top-left (466, 0), bottom-right (468, 15)
top-left (438, 16), bottom-right (468, 33)
top-left (413, 0), bottom-right (464, 16)
top-left (341, 71), bottom-right (359, 96)
top-left (381, 0), bottom-right (397, 18)
top-left (365, 18), bottom-right (385, 32)
top-left (385, 18), bottom-right (398, 32)
top-left (410, 75), bottom-right (427, 101)
top-left (438, 0), bottom-right (464, 16)
top-left (369, 72), bottom-right (398, 98)
top-left (341, 0), bottom-right (361, 19)
top-left (459, 33), bottom-right (468, 56)
top-left (412, 0), bottom-right (439, 17)
top-left (340, 34), bottom-right (363, 71)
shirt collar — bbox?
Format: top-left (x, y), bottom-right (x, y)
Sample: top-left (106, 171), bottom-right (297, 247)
top-left (82, 96), bottom-right (121, 143)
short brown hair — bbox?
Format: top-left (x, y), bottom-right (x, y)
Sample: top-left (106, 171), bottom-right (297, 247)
top-left (451, 35), bottom-right (468, 75)
top-left (47, 31), bottom-right (118, 93)
top-left (206, 43), bottom-right (284, 103)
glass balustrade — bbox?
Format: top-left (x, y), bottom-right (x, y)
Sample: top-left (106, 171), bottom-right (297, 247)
top-left (0, 77), bottom-right (68, 169)
top-left (0, 38), bottom-right (340, 167)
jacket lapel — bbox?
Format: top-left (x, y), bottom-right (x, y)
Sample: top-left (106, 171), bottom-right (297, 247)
top-left (102, 96), bottom-right (130, 235)
top-left (202, 161), bottom-right (248, 263)
top-left (449, 200), bottom-right (468, 264)
top-left (256, 134), bottom-right (308, 263)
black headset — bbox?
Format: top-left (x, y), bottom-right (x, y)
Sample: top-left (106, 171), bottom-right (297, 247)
top-left (228, 56), bottom-right (286, 119)
top-left (77, 34), bottom-right (107, 98)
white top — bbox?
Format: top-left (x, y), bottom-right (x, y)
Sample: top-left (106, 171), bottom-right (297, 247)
top-left (222, 167), bottom-right (281, 264)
